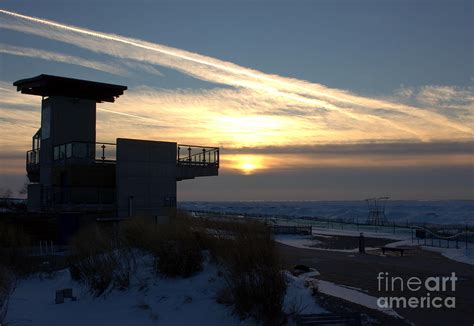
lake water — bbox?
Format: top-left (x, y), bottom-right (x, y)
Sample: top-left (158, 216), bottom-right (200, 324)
top-left (179, 200), bottom-right (474, 226)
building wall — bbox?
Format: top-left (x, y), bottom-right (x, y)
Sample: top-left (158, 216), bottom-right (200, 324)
top-left (116, 138), bottom-right (177, 218)
top-left (39, 96), bottom-right (96, 187)
top-left (29, 96), bottom-right (96, 211)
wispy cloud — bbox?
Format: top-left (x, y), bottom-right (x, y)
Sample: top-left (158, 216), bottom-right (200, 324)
top-left (0, 42), bottom-right (166, 78)
top-left (0, 8), bottom-right (472, 147)
top-left (0, 43), bottom-right (128, 76)
top-left (393, 85), bottom-right (474, 125)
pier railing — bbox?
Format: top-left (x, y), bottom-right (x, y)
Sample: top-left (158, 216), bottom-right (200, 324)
top-left (185, 209), bottom-right (474, 249)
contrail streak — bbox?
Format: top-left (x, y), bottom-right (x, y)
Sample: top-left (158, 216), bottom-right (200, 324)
top-left (0, 9), bottom-right (261, 79)
top-left (98, 108), bottom-right (165, 124)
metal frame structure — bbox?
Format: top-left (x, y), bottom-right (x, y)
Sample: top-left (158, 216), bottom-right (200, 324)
top-left (365, 197), bottom-right (390, 225)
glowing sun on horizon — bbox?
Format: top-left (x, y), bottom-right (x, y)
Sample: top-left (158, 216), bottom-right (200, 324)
top-left (235, 155), bottom-right (265, 175)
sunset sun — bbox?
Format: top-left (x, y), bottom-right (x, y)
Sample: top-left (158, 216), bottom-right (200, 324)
top-left (234, 155), bottom-right (264, 175)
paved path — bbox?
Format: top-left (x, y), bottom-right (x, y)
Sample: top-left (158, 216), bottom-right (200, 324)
top-left (278, 243), bottom-right (474, 326)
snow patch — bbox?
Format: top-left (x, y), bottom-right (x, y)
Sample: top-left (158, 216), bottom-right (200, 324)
top-left (6, 257), bottom-right (327, 325)
top-left (421, 246), bottom-right (474, 266)
top-left (385, 240), bottom-right (474, 266)
top-left (315, 280), bottom-right (402, 319)
top-left (274, 234), bottom-right (320, 249)
top-left (310, 227), bottom-right (410, 241)
top-left (275, 234), bottom-right (377, 253)
top-left (283, 272), bottom-right (325, 315)
top-left (6, 261), bottom-right (249, 326)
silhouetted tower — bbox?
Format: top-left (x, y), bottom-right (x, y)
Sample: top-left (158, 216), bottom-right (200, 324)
top-left (365, 197), bottom-right (389, 225)
top-left (15, 74), bottom-right (219, 217)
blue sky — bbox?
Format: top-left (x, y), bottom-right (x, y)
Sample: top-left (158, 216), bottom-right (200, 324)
top-left (0, 0), bottom-right (472, 200)
top-left (1, 0), bottom-right (472, 92)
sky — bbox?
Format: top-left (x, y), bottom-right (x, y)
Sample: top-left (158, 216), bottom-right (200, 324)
top-left (0, 0), bottom-right (473, 200)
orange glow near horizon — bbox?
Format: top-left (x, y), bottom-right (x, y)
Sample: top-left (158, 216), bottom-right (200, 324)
top-left (224, 155), bottom-right (266, 174)
top-left (218, 152), bottom-right (474, 175)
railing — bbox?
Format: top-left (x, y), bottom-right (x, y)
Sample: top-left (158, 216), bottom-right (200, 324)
top-left (35, 142), bottom-right (218, 166)
top-left (177, 144), bottom-right (219, 167)
top-left (26, 149), bottom-right (40, 168)
top-left (53, 141), bottom-right (116, 163)
top-left (187, 209), bottom-right (474, 250)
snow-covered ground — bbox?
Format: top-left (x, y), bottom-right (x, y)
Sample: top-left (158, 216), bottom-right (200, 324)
top-left (283, 272), bottom-right (326, 315)
top-left (6, 258), bottom-right (324, 325)
top-left (276, 231), bottom-right (474, 266)
top-left (423, 246), bottom-right (474, 266)
top-left (387, 240), bottom-right (474, 266)
top-left (275, 234), bottom-right (379, 253)
top-left (315, 280), bottom-right (402, 319)
top-left (310, 227), bottom-right (410, 240)
top-left (275, 235), bottom-right (321, 249)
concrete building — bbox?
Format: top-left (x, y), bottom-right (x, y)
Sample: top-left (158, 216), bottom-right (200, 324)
top-left (16, 74), bottom-right (219, 219)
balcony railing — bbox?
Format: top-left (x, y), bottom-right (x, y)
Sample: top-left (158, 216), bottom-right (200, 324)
top-left (53, 141), bottom-right (116, 163)
top-left (31, 142), bottom-right (218, 167)
top-left (177, 144), bottom-right (219, 167)
top-left (26, 149), bottom-right (40, 167)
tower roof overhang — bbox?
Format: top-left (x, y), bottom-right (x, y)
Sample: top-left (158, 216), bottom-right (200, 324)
top-left (13, 74), bottom-right (127, 103)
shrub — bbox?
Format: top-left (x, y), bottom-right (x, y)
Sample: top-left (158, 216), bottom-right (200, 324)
top-left (223, 221), bottom-right (286, 323)
top-left (0, 222), bottom-right (31, 275)
top-left (192, 217), bottom-right (287, 323)
top-left (154, 239), bottom-right (203, 277)
top-left (121, 217), bottom-right (161, 252)
top-left (69, 225), bottom-right (135, 296)
top-left (122, 216), bottom-right (203, 278)
top-left (0, 266), bottom-right (15, 324)
top-left (70, 214), bottom-right (286, 323)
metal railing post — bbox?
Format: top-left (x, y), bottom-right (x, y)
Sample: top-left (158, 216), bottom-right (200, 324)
top-left (466, 224), bottom-right (469, 250)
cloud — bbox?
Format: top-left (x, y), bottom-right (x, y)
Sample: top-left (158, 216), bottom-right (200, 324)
top-left (121, 60), bottom-right (164, 77)
top-left (0, 8), bottom-right (472, 146)
top-left (0, 42), bottom-right (166, 79)
top-left (394, 84), bottom-right (474, 110)
top-left (223, 140), bottom-right (474, 156)
top-left (416, 86), bottom-right (474, 109)
top-left (0, 43), bottom-right (128, 76)
top-left (0, 9), bottom-right (473, 187)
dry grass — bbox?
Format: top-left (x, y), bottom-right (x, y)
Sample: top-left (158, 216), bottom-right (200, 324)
top-left (69, 225), bottom-right (136, 296)
top-left (0, 266), bottom-right (15, 325)
top-left (187, 216), bottom-right (287, 323)
top-left (70, 212), bottom-right (286, 322)
top-left (0, 221), bottom-right (32, 275)
top-left (122, 215), bottom-right (203, 278)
